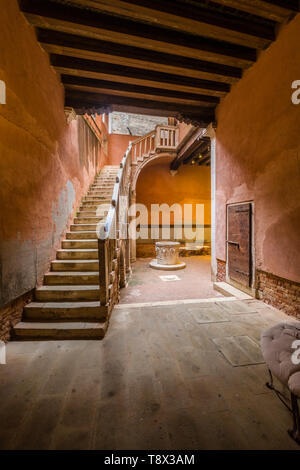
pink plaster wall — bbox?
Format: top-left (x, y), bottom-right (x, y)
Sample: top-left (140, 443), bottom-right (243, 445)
top-left (215, 14), bottom-right (300, 283)
top-left (0, 0), bottom-right (104, 306)
top-left (108, 133), bottom-right (139, 165)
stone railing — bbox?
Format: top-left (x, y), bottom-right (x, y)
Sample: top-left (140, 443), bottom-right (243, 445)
top-left (131, 124), bottom-right (179, 164)
top-left (97, 145), bottom-right (132, 316)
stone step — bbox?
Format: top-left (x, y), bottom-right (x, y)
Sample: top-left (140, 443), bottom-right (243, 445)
top-left (56, 249), bottom-right (98, 260)
top-left (78, 208), bottom-right (109, 216)
top-left (51, 259), bottom-right (99, 272)
top-left (76, 211), bottom-right (98, 217)
top-left (66, 231), bottom-right (98, 240)
top-left (13, 321), bottom-right (107, 340)
top-left (74, 217), bottom-right (104, 224)
top-left (87, 192), bottom-right (112, 197)
top-left (82, 199), bottom-right (110, 205)
top-left (92, 182), bottom-right (115, 186)
top-left (80, 203), bottom-right (110, 210)
top-left (35, 285), bottom-right (100, 302)
top-left (83, 196), bottom-right (111, 201)
top-left (62, 239), bottom-right (98, 249)
top-left (87, 192), bottom-right (112, 196)
top-left (94, 176), bottom-right (117, 179)
top-left (70, 224), bottom-right (99, 232)
top-left (44, 271), bottom-right (99, 285)
top-left (91, 183), bottom-right (115, 187)
top-left (92, 181), bottom-right (115, 184)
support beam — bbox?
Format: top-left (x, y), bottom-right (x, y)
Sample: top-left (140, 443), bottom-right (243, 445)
top-left (37, 28), bottom-right (243, 83)
top-left (51, 54), bottom-right (230, 96)
top-left (19, 0), bottom-right (258, 66)
top-left (38, 0), bottom-right (276, 48)
top-left (61, 75), bottom-right (220, 106)
top-left (170, 128), bottom-right (209, 170)
top-left (65, 89), bottom-right (216, 121)
top-left (211, 0), bottom-right (299, 22)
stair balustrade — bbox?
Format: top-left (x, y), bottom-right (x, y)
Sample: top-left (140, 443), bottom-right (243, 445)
top-left (131, 124), bottom-right (179, 164)
top-left (98, 144), bottom-right (132, 312)
top-left (98, 124), bottom-right (179, 313)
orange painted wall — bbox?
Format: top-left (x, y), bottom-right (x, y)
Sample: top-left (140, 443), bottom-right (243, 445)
top-left (215, 14), bottom-right (300, 283)
top-left (136, 159), bottom-right (211, 239)
top-left (0, 0), bottom-right (104, 307)
top-left (95, 114), bottom-right (109, 162)
top-left (108, 133), bottom-right (139, 165)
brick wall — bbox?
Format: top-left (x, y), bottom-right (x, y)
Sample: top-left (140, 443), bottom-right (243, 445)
top-left (256, 270), bottom-right (300, 319)
top-left (216, 259), bottom-right (226, 282)
top-left (0, 291), bottom-right (33, 342)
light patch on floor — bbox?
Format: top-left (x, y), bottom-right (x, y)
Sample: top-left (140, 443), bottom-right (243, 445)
top-left (217, 300), bottom-right (258, 315)
top-left (212, 335), bottom-right (265, 367)
top-left (159, 275), bottom-right (181, 282)
top-left (127, 288), bottom-right (142, 297)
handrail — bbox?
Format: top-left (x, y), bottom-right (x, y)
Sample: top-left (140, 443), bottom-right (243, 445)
top-left (97, 143), bottom-right (132, 309)
top-left (96, 123), bottom-right (179, 312)
top-left (131, 124), bottom-right (178, 163)
top-left (131, 129), bottom-right (155, 146)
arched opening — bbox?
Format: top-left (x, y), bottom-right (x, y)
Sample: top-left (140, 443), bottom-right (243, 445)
top-left (135, 156), bottom-right (211, 258)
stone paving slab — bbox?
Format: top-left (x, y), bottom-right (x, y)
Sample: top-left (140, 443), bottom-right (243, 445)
top-left (212, 335), bottom-right (265, 367)
top-left (0, 298), bottom-right (299, 450)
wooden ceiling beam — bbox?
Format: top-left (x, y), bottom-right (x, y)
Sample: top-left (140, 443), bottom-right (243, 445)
top-left (65, 89), bottom-right (216, 115)
top-left (50, 54), bottom-right (230, 95)
top-left (55, 67), bottom-right (227, 98)
top-left (37, 28), bottom-right (242, 83)
top-left (65, 90), bottom-right (215, 126)
top-left (64, 84), bottom-right (216, 107)
top-left (44, 0), bottom-right (275, 48)
top-left (19, 0), bottom-right (257, 67)
top-left (61, 75), bottom-right (220, 106)
top-left (170, 130), bottom-right (209, 170)
top-left (210, 0), bottom-right (299, 22)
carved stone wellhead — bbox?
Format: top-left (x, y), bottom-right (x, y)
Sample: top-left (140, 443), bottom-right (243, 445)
top-left (150, 241), bottom-right (186, 271)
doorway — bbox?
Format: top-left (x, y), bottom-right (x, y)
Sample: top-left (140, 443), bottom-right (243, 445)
top-left (226, 202), bottom-right (254, 291)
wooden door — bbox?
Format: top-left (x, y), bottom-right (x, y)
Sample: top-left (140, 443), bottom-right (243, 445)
top-left (227, 203), bottom-right (252, 288)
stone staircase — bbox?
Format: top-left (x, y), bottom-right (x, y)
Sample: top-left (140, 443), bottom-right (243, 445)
top-left (13, 165), bottom-right (120, 341)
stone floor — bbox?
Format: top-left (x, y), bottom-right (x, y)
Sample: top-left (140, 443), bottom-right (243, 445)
top-left (0, 298), bottom-right (299, 450)
top-left (120, 256), bottom-right (224, 304)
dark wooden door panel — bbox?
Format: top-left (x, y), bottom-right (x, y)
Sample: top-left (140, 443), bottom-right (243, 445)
top-left (227, 203), bottom-right (252, 287)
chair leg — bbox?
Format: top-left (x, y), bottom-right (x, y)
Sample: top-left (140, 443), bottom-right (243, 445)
top-left (288, 393), bottom-right (300, 445)
top-left (266, 368), bottom-right (274, 390)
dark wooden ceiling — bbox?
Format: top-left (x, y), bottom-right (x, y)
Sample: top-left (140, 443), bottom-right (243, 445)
top-left (19, 0), bottom-right (299, 126)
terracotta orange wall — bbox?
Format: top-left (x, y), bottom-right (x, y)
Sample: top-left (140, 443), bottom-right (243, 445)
top-left (108, 133), bottom-right (139, 165)
top-left (136, 160), bottom-right (211, 233)
top-left (215, 14), bottom-right (300, 283)
top-left (0, 0), bottom-right (104, 307)
top-left (95, 114), bottom-right (109, 162)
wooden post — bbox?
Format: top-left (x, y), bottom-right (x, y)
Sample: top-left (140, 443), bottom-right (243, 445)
top-left (98, 238), bottom-right (109, 306)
